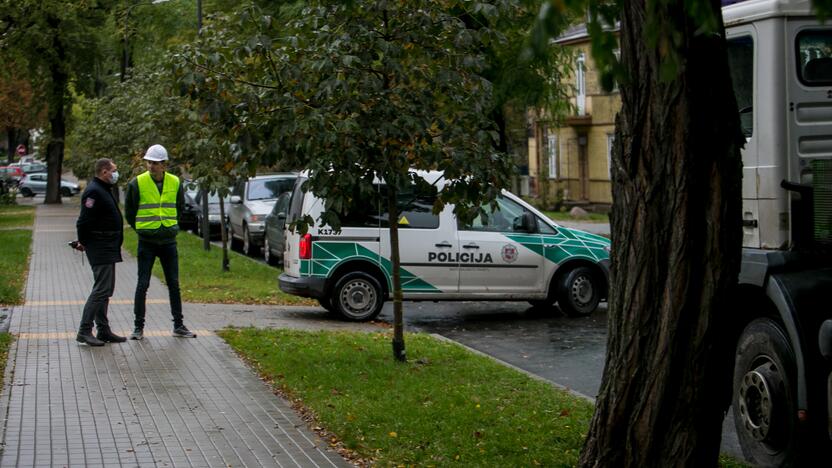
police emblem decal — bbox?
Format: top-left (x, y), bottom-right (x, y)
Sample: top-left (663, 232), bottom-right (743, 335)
top-left (84, 197), bottom-right (95, 208)
top-left (501, 244), bottom-right (518, 263)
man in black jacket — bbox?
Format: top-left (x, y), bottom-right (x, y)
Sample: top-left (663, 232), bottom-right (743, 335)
top-left (73, 158), bottom-right (127, 346)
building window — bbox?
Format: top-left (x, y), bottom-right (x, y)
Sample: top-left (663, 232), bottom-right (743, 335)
top-left (548, 133), bottom-right (558, 179)
top-left (576, 53), bottom-right (586, 115)
top-left (611, 49), bottom-right (620, 93)
top-left (607, 133), bottom-right (615, 178)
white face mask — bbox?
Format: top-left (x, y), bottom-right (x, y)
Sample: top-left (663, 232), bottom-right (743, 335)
top-left (110, 171), bottom-right (119, 184)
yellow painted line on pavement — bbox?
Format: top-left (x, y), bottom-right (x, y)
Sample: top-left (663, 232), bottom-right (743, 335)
top-left (18, 329), bottom-right (213, 339)
top-left (25, 299), bottom-right (169, 306)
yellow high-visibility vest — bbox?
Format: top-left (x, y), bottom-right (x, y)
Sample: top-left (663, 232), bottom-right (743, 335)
top-left (135, 171), bottom-right (179, 231)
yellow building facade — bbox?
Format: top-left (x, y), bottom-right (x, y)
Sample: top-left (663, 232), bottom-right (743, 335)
top-left (528, 26), bottom-right (620, 211)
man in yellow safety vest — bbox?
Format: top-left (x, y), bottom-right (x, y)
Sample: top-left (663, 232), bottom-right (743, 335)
top-left (125, 144), bottom-right (196, 339)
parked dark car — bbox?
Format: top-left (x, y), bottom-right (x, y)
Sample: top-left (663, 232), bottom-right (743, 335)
top-left (179, 179), bottom-right (200, 232)
top-left (18, 173), bottom-right (80, 197)
top-left (194, 189), bottom-right (231, 239)
top-left (263, 191), bottom-right (291, 265)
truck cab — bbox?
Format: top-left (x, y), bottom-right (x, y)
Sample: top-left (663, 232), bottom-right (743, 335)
top-left (724, 0), bottom-right (832, 464)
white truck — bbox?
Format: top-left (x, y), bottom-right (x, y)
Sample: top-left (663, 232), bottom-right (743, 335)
top-left (724, 0), bottom-right (832, 465)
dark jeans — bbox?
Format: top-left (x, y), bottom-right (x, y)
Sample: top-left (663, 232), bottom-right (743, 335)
top-left (79, 263), bottom-right (114, 334)
top-left (134, 241), bottom-right (183, 329)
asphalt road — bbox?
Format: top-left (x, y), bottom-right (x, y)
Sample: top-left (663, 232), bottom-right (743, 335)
top-left (375, 300), bottom-right (745, 461)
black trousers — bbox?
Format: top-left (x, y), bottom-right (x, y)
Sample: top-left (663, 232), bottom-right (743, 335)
top-left (79, 263), bottom-right (115, 334)
top-left (134, 240), bottom-right (183, 329)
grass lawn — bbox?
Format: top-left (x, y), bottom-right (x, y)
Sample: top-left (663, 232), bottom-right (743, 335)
top-left (122, 229), bottom-right (313, 305)
top-left (220, 328), bottom-right (595, 467)
top-left (544, 211), bottom-right (609, 223)
top-left (0, 332), bottom-right (13, 389)
top-left (220, 328), bottom-right (750, 468)
top-left (0, 205), bottom-right (35, 229)
top-left (0, 205), bottom-right (34, 304)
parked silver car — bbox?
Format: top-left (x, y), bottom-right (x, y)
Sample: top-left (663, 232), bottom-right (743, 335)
top-left (18, 173), bottom-right (80, 197)
top-left (228, 173), bottom-right (297, 256)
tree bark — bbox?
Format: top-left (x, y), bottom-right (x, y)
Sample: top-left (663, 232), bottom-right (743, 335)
top-left (578, 1), bottom-right (744, 466)
top-left (388, 184), bottom-right (406, 362)
top-left (45, 15), bottom-right (68, 205)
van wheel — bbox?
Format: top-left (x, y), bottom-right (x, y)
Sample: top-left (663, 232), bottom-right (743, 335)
top-left (264, 236), bottom-right (279, 266)
top-left (733, 318), bottom-right (799, 467)
top-left (332, 272), bottom-right (384, 321)
top-left (557, 266), bottom-right (600, 317)
top-left (317, 297), bottom-right (336, 313)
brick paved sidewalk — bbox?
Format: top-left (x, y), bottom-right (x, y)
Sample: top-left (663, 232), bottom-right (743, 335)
top-left (0, 202), bottom-right (374, 467)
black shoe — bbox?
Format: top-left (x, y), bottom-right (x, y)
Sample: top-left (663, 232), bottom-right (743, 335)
top-left (173, 325), bottom-right (196, 338)
top-left (76, 333), bottom-right (105, 347)
top-left (97, 330), bottom-right (127, 343)
top-left (129, 328), bottom-right (144, 340)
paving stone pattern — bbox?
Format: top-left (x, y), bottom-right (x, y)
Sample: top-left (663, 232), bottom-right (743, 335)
top-left (0, 203), bottom-right (367, 468)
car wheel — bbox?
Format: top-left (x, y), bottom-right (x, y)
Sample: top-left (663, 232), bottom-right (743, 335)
top-left (733, 318), bottom-right (800, 467)
top-left (196, 217), bottom-right (203, 238)
top-left (332, 272), bottom-right (384, 321)
top-left (20, 187), bottom-right (33, 197)
top-left (557, 266), bottom-right (601, 317)
top-left (230, 225), bottom-right (242, 250)
top-left (60, 187), bottom-right (71, 197)
top-left (242, 225), bottom-right (259, 256)
top-left (264, 236), bottom-right (279, 266)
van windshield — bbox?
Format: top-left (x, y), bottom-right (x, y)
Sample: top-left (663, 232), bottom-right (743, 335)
top-left (287, 177), bottom-right (307, 224)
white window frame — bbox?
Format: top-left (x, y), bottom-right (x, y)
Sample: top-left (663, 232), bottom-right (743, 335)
top-left (607, 133), bottom-right (615, 179)
top-left (547, 133), bottom-right (558, 179)
top-left (576, 53), bottom-right (586, 115)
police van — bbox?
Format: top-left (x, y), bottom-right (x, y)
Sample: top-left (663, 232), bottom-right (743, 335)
top-left (278, 171), bottom-right (611, 321)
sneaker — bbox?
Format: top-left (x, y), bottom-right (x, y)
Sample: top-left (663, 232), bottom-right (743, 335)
top-left (129, 328), bottom-right (144, 340)
top-left (173, 325), bottom-right (197, 338)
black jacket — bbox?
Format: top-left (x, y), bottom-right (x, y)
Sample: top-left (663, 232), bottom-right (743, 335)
top-left (124, 172), bottom-right (185, 245)
top-left (76, 177), bottom-right (124, 266)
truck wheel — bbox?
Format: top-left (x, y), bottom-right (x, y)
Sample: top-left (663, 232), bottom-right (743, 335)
top-left (557, 266), bottom-right (601, 316)
top-left (332, 272), bottom-right (384, 321)
top-left (733, 318), bottom-right (798, 467)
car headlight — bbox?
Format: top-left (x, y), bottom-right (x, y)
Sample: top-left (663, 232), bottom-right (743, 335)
top-left (249, 215), bottom-right (262, 223)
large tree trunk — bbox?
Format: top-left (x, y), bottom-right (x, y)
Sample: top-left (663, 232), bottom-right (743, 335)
top-left (45, 16), bottom-right (68, 205)
top-left (578, 1), bottom-right (744, 466)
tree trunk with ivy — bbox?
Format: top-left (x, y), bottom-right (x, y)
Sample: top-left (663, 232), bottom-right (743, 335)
top-left (44, 19), bottom-right (67, 205)
top-left (578, 0), bottom-right (744, 466)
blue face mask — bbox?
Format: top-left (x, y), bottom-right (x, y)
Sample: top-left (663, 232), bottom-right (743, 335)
top-left (110, 171), bottom-right (119, 184)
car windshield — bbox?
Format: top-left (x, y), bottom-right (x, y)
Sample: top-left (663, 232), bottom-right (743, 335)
top-left (247, 178), bottom-right (295, 201)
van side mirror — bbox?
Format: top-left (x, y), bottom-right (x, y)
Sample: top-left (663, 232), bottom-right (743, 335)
top-left (230, 195), bottom-right (242, 204)
top-left (513, 212), bottom-right (536, 233)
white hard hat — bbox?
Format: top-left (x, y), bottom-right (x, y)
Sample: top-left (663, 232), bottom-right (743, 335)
top-left (143, 144), bottom-right (169, 162)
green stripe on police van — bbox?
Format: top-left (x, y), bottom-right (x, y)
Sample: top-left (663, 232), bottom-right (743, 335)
top-left (309, 242), bottom-right (440, 292)
top-left (507, 227), bottom-right (609, 265)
